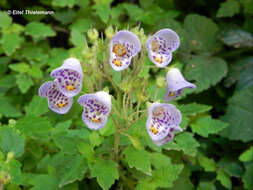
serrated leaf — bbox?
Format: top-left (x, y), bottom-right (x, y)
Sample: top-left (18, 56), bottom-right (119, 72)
top-left (220, 86), bottom-right (253, 142)
top-left (178, 103), bottom-right (212, 116)
top-left (217, 0), bottom-right (240, 17)
top-left (16, 73), bottom-right (33, 94)
top-left (94, 4), bottom-right (111, 23)
top-left (15, 116), bottom-right (52, 135)
top-left (151, 152), bottom-right (171, 169)
top-left (164, 132), bottom-right (200, 157)
top-left (25, 95), bottom-right (49, 116)
top-left (0, 127), bottom-right (25, 157)
top-left (197, 153), bottom-right (216, 172)
top-left (89, 132), bottom-right (103, 147)
top-left (0, 96), bottom-right (22, 117)
top-left (90, 158), bottom-right (119, 190)
top-left (0, 12), bottom-right (12, 29)
top-left (29, 174), bottom-right (58, 190)
top-left (239, 146), bottom-right (253, 162)
top-left (191, 116), bottom-right (228, 137)
top-left (78, 142), bottom-right (95, 162)
top-left (182, 14), bottom-right (220, 53)
top-left (217, 170), bottom-right (232, 189)
top-left (1, 33), bottom-right (23, 55)
top-left (184, 55), bottom-right (228, 93)
top-left (220, 28), bottom-right (253, 48)
top-left (9, 63), bottom-right (30, 73)
top-left (28, 66), bottom-right (43, 79)
top-left (52, 0), bottom-right (78, 7)
top-left (243, 162), bottom-right (253, 189)
top-left (25, 22), bottom-right (56, 39)
top-left (123, 146), bottom-right (152, 175)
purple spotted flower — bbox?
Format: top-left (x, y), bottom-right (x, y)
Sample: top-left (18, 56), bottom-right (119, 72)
top-left (146, 103), bottom-right (182, 146)
top-left (164, 68), bottom-right (196, 102)
top-left (146, 29), bottom-right (180, 67)
top-left (50, 58), bottom-right (83, 97)
top-left (109, 30), bottom-right (141, 71)
top-left (38, 81), bottom-right (73, 114)
top-left (78, 91), bottom-right (111, 130)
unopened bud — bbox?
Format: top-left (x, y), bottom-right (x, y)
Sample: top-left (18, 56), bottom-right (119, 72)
top-left (87, 28), bottom-right (99, 42)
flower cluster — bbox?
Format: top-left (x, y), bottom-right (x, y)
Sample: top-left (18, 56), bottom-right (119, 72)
top-left (39, 28), bottom-right (196, 146)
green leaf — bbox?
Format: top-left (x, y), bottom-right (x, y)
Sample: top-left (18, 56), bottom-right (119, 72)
top-left (217, 0), bottom-right (240, 17)
top-left (218, 158), bottom-right (244, 177)
top-left (90, 158), bottom-right (119, 190)
top-left (243, 162), bottom-right (253, 189)
top-left (29, 174), bottom-right (58, 190)
top-left (52, 0), bottom-right (77, 7)
top-left (0, 12), bottom-right (12, 29)
top-left (164, 132), bottom-right (200, 157)
top-left (217, 170), bottom-right (232, 189)
top-left (0, 33), bottom-right (23, 55)
top-left (0, 96), bottom-right (22, 117)
top-left (0, 127), bottom-right (25, 157)
top-left (70, 18), bottom-right (92, 33)
top-left (178, 103), bottom-right (212, 116)
top-left (15, 116), bottom-right (52, 136)
top-left (197, 182), bottom-right (216, 190)
top-left (94, 4), bottom-right (111, 23)
top-left (191, 116), bottom-right (228, 137)
top-left (241, 0), bottom-right (253, 14)
top-left (220, 28), bottom-right (253, 48)
top-left (182, 14), bottom-right (220, 53)
top-left (123, 3), bottom-right (143, 21)
top-left (25, 22), bottom-right (56, 39)
top-left (220, 86), bottom-right (253, 142)
top-left (89, 132), bottom-right (103, 147)
top-left (239, 146), bottom-right (253, 162)
top-left (25, 95), bottom-right (49, 116)
top-left (78, 142), bottom-right (95, 162)
top-left (197, 153), bottom-right (216, 172)
top-left (70, 29), bottom-right (86, 48)
top-left (123, 146), bottom-right (152, 175)
top-left (16, 73), bottom-right (34, 94)
top-left (9, 63), bottom-right (30, 73)
top-left (184, 55), bottom-right (228, 93)
top-left (151, 152), bottom-right (171, 169)
top-left (52, 10), bottom-right (77, 25)
top-left (28, 66), bottom-right (43, 79)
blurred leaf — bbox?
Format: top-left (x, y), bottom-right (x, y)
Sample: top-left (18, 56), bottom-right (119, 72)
top-left (70, 18), bottom-right (92, 33)
top-left (0, 127), bottom-right (25, 157)
top-left (0, 12), bottom-right (12, 29)
top-left (52, 10), bottom-right (77, 25)
top-left (221, 86), bottom-right (253, 142)
top-left (239, 146), bottom-right (253, 162)
top-left (16, 73), bottom-right (34, 94)
top-left (123, 146), bottom-right (152, 175)
top-left (9, 159), bottom-right (22, 185)
top-left (191, 116), bottom-right (228, 137)
top-left (89, 132), bottom-right (103, 147)
top-left (243, 162), bottom-right (253, 189)
top-left (218, 158), bottom-right (244, 177)
top-left (123, 3), bottom-right (143, 21)
top-left (0, 33), bottom-right (23, 55)
top-left (25, 95), bottom-right (49, 117)
top-left (178, 103), bottom-right (212, 116)
top-left (220, 28), bottom-right (253, 48)
top-left (164, 132), bottom-right (200, 157)
top-left (151, 152), bottom-right (171, 169)
top-left (0, 95), bottom-right (22, 117)
top-left (29, 174), bottom-right (58, 190)
top-left (25, 22), bottom-right (56, 39)
top-left (52, 0), bottom-right (78, 7)
top-left (197, 153), bottom-right (216, 172)
top-left (9, 63), bottom-right (30, 73)
top-left (70, 29), bottom-right (86, 48)
top-left (94, 4), bottom-right (111, 23)
top-left (236, 62), bottom-right (253, 90)
top-left (217, 0), bottom-right (240, 17)
top-left (90, 158), bottom-right (119, 190)
top-left (241, 0), bottom-right (253, 14)
top-left (197, 182), bottom-right (216, 190)
top-left (184, 55), bottom-right (228, 93)
top-left (78, 142), bottom-right (95, 161)
top-left (182, 14), bottom-right (220, 53)
top-left (217, 170), bottom-right (232, 189)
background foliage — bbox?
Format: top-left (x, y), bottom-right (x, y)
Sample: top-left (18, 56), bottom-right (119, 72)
top-left (0, 0), bottom-right (253, 189)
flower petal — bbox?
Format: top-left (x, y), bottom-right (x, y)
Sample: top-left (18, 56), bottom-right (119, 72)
top-left (146, 103), bottom-right (182, 142)
top-left (51, 58), bottom-right (83, 97)
top-left (78, 91), bottom-right (111, 130)
top-left (164, 68), bottom-right (196, 102)
top-left (39, 81), bottom-right (73, 114)
top-left (146, 28), bottom-right (180, 67)
top-left (109, 30), bottom-right (141, 71)
top-left (152, 132), bottom-right (175, 146)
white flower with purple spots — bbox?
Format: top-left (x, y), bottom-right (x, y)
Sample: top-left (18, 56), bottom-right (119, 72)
top-left (78, 91), bottom-right (111, 130)
top-left (50, 58), bottom-right (83, 97)
top-left (164, 68), bottom-right (196, 102)
top-left (146, 29), bottom-right (180, 67)
top-left (38, 81), bottom-right (73, 114)
top-left (146, 103), bottom-right (182, 146)
top-left (109, 30), bottom-right (141, 71)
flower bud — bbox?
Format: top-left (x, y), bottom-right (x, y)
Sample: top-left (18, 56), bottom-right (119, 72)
top-left (87, 28), bottom-right (99, 42)
top-left (105, 26), bottom-right (114, 40)
top-left (156, 76), bottom-right (166, 88)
